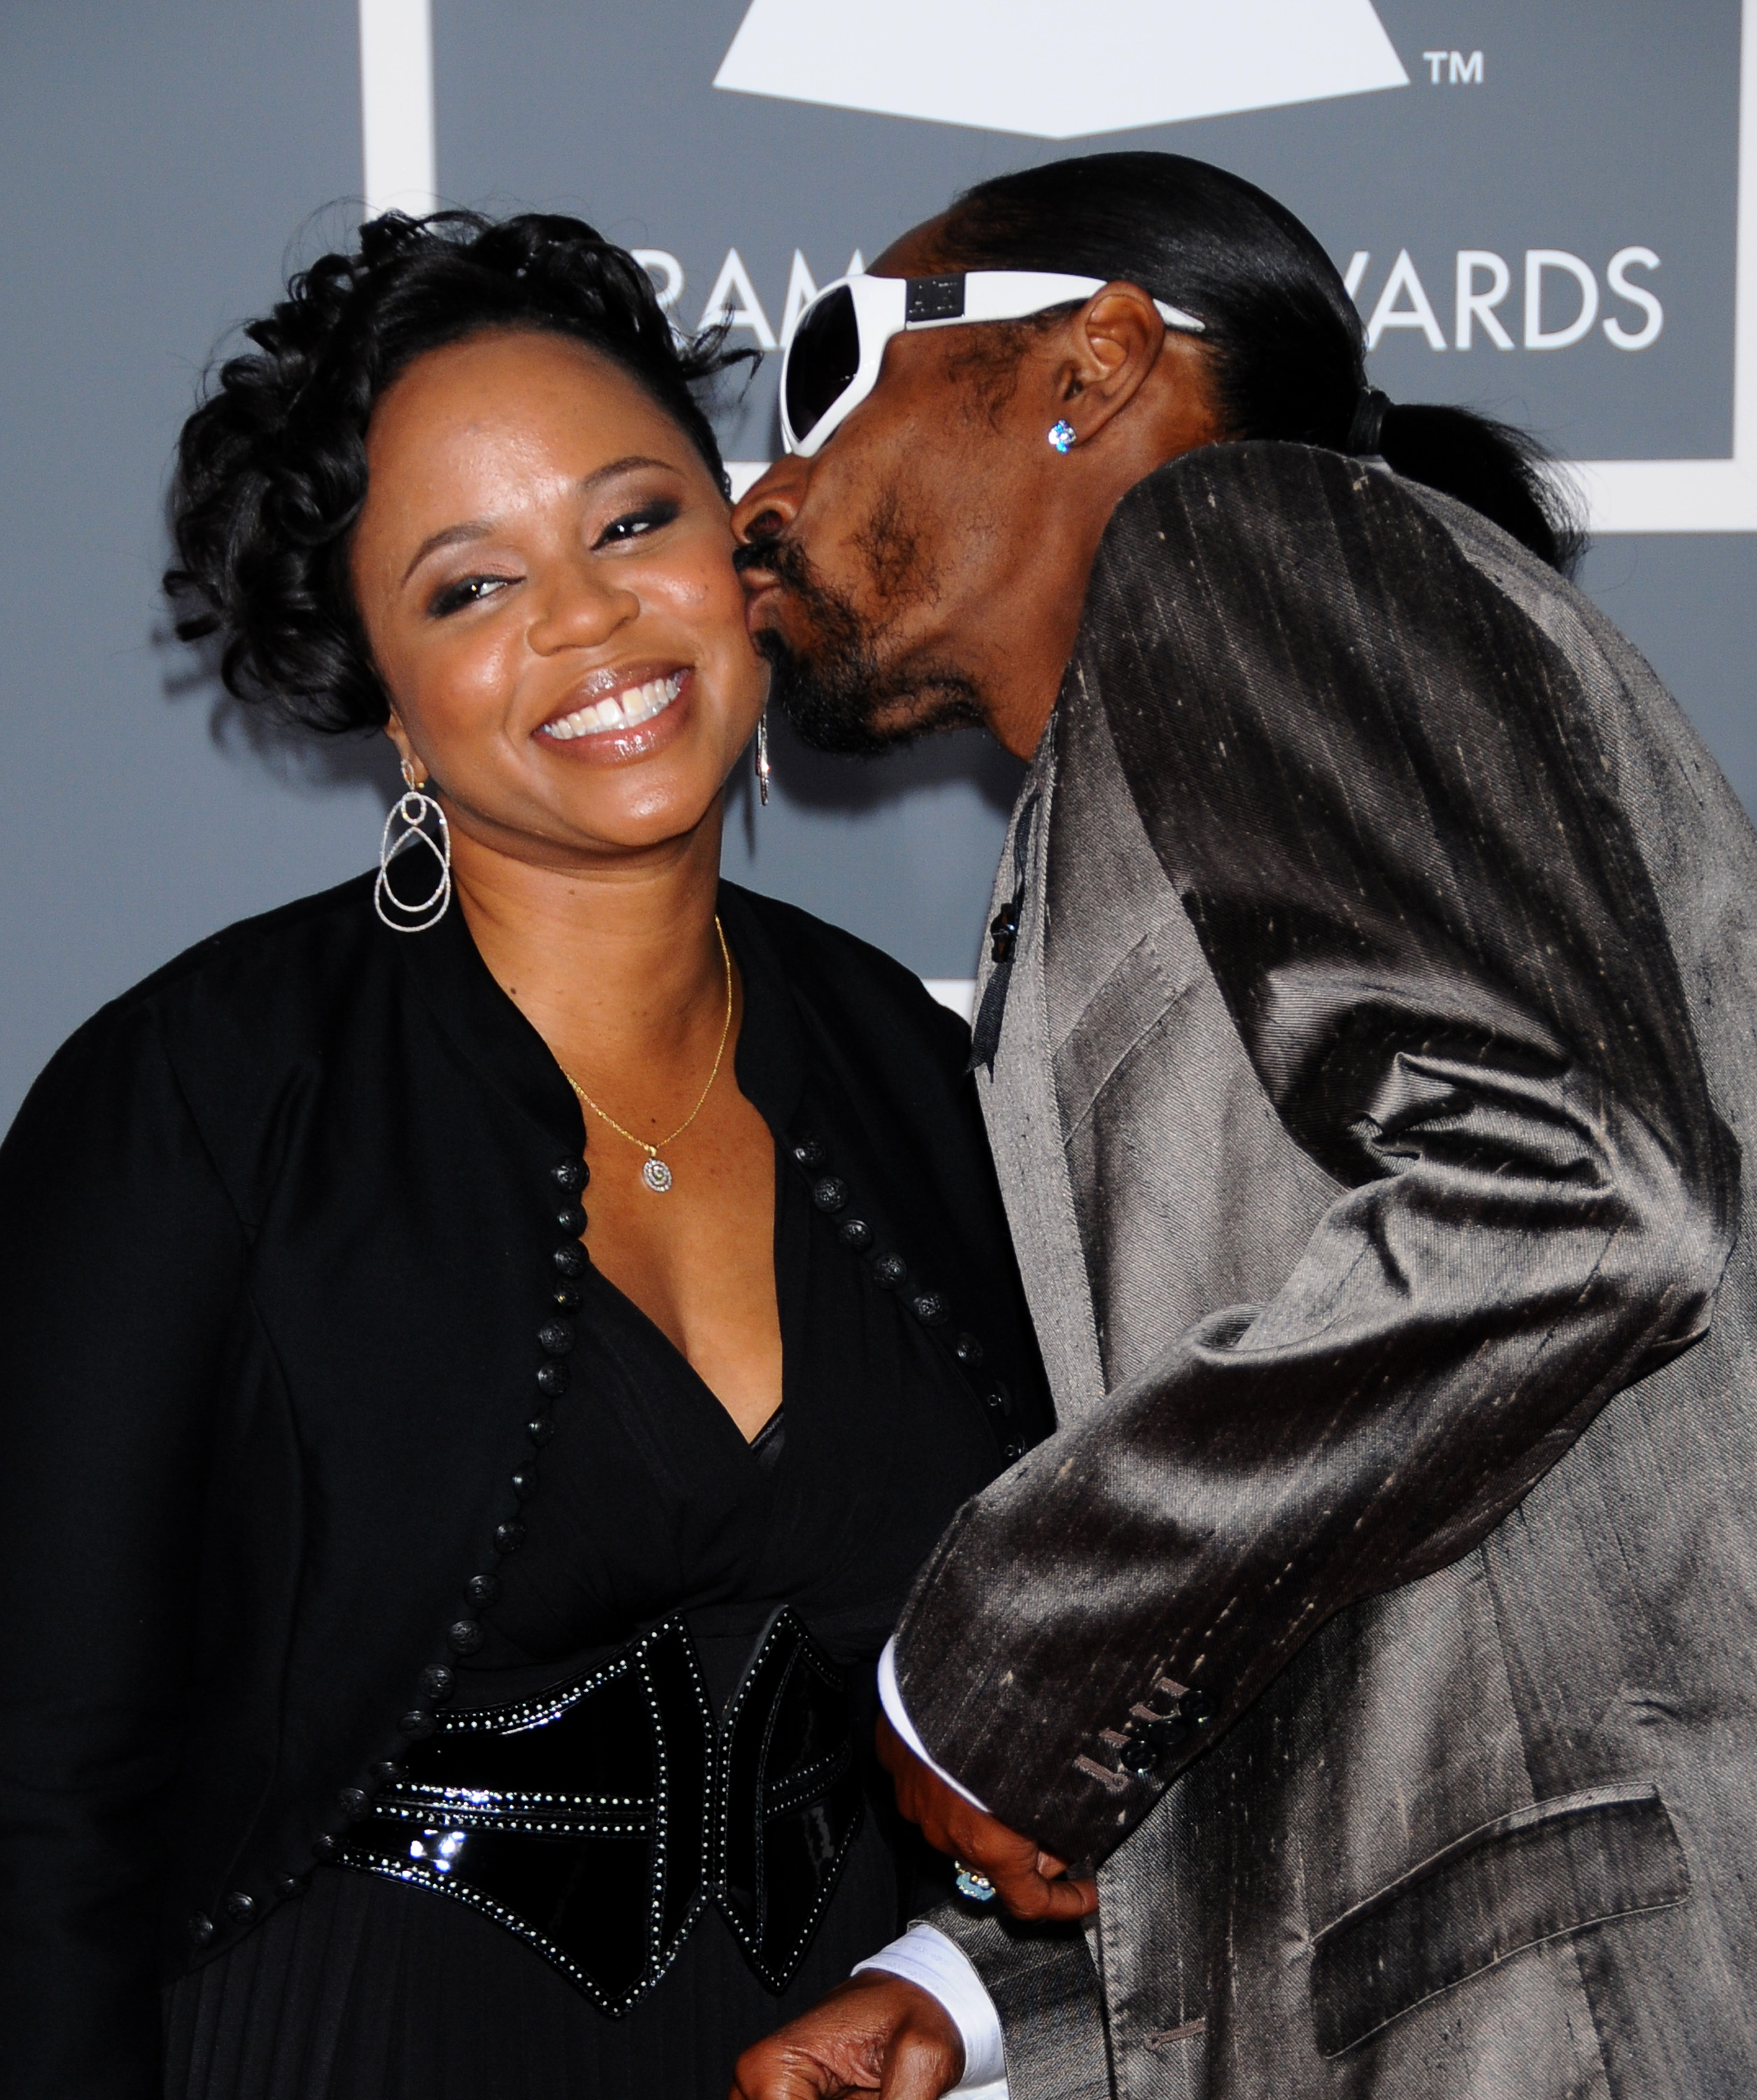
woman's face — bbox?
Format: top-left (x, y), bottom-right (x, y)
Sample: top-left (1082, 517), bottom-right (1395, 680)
top-left (351, 328), bottom-right (767, 865)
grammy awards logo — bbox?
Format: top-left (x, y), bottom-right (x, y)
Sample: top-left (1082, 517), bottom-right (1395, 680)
top-left (714, 0), bottom-right (1409, 138)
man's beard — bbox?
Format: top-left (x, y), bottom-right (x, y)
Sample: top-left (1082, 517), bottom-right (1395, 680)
top-left (738, 533), bottom-right (986, 756)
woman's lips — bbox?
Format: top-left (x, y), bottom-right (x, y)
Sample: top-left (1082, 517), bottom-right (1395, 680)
top-left (539, 667), bottom-right (686, 743)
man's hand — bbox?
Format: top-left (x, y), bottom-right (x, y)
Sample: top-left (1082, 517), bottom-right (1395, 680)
top-left (877, 1713), bottom-right (1099, 1922)
top-left (730, 1973), bottom-right (963, 2099)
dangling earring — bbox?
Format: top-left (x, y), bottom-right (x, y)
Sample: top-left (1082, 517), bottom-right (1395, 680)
top-left (1047, 420), bottom-right (1077, 454)
top-left (374, 757), bottom-right (452, 932)
top-left (755, 707), bottom-right (771, 806)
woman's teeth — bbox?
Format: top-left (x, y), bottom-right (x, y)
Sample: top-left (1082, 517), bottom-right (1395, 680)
top-left (543, 671), bottom-right (684, 741)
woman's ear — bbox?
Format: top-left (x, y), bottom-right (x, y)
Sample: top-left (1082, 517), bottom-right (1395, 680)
top-left (383, 713), bottom-right (423, 787)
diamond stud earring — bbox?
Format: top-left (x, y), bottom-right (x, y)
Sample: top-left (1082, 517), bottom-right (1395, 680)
top-left (1047, 420), bottom-right (1077, 453)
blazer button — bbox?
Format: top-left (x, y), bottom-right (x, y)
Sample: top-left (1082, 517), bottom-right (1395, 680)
top-left (370, 1760), bottom-right (407, 1783)
top-left (551, 1156), bottom-right (589, 1191)
top-left (420, 1663), bottom-right (455, 1702)
top-left (953, 1332), bottom-right (985, 1367)
top-left (1118, 1735), bottom-right (1158, 1779)
top-left (811, 1176), bottom-right (848, 1212)
top-left (537, 1320), bottom-right (575, 1356)
top-left (536, 1362), bottom-right (568, 1397)
top-left (871, 1253), bottom-right (907, 1290)
top-left (527, 1414), bottom-right (556, 1446)
top-left (1178, 1688), bottom-right (1216, 1726)
top-left (550, 1283), bottom-right (582, 1313)
top-left (447, 1619), bottom-right (484, 1655)
top-left (399, 1709), bottom-right (436, 1740)
top-left (792, 1137), bottom-right (825, 1168)
top-left (1001, 1440), bottom-right (1025, 1462)
top-left (276, 1874), bottom-right (309, 1898)
top-left (1143, 1713), bottom-right (1189, 1757)
top-left (552, 1243), bottom-right (587, 1278)
top-left (188, 1912), bottom-right (215, 1947)
top-left (984, 1380), bottom-right (1012, 1415)
top-left (494, 1520), bottom-right (526, 1554)
top-left (554, 1204), bottom-right (587, 1237)
top-left (337, 1787), bottom-right (372, 1821)
top-left (310, 1834), bottom-right (340, 1862)
top-left (465, 1572), bottom-right (500, 1607)
top-left (224, 1890), bottom-right (256, 1923)
top-left (911, 1292), bottom-right (948, 1326)
top-left (839, 1217), bottom-right (873, 1250)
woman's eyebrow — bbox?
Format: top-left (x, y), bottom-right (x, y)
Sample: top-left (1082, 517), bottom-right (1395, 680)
top-left (580, 453), bottom-right (673, 492)
top-left (400, 456), bottom-right (678, 586)
top-left (402, 518), bottom-right (491, 584)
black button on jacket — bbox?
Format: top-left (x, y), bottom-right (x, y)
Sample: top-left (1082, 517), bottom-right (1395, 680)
top-left (0, 874), bottom-right (1050, 2100)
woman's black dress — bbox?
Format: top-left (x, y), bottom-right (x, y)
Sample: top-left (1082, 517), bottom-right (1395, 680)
top-left (162, 918), bottom-right (1005, 2099)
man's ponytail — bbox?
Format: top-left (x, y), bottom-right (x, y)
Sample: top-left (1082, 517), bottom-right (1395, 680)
top-left (942, 152), bottom-right (1585, 576)
top-left (1374, 402), bottom-right (1583, 574)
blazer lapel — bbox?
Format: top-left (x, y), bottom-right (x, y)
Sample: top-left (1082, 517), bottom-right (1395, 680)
top-left (974, 718), bottom-right (1110, 1426)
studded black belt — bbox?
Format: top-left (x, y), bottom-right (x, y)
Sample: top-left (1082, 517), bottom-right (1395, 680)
top-left (336, 1608), bottom-right (863, 2015)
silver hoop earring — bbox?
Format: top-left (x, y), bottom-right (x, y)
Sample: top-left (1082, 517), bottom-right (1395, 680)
top-left (755, 707), bottom-right (771, 806)
top-left (374, 760), bottom-right (452, 933)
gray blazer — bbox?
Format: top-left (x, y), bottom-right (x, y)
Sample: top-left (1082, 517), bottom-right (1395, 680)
top-left (900, 444), bottom-right (1757, 2098)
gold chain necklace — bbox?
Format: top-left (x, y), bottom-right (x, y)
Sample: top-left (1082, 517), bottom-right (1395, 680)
top-left (558, 915), bottom-right (733, 1194)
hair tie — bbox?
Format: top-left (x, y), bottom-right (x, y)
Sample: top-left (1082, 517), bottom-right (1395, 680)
top-left (1346, 386), bottom-right (1392, 456)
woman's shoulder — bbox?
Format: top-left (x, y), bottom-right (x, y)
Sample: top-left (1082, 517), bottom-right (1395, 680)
top-left (74, 872), bottom-right (379, 1040)
top-left (16, 873), bottom-right (382, 1120)
top-left (0, 872), bottom-right (395, 1228)
top-left (720, 883), bottom-right (969, 1073)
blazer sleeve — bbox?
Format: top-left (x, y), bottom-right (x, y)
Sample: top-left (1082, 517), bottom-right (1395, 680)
top-left (0, 1000), bottom-right (248, 2098)
top-left (891, 442), bottom-right (1741, 1868)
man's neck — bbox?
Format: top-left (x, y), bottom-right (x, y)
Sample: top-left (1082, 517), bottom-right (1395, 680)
top-left (981, 432), bottom-right (1216, 760)
top-left (976, 498), bottom-right (1121, 760)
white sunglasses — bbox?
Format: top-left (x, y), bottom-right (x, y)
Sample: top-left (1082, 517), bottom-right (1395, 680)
top-left (778, 270), bottom-right (1207, 458)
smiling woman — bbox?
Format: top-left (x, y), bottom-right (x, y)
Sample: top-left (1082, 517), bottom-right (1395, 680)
top-left (0, 211), bottom-right (1051, 2100)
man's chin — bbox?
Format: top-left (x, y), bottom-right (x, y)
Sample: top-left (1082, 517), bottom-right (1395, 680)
top-left (759, 632), bottom-right (985, 757)
top-left (758, 632), bottom-right (913, 756)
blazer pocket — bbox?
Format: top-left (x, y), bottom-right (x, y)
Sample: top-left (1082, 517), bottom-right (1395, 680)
top-left (1310, 1783), bottom-right (1690, 2057)
top-left (1052, 924), bottom-right (1198, 1138)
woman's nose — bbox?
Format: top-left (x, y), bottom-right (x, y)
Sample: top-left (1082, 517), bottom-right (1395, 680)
top-left (524, 563), bottom-right (640, 654)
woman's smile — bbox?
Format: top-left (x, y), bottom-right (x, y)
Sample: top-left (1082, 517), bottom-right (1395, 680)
top-left (534, 663), bottom-right (695, 770)
top-left (538, 664), bottom-right (688, 743)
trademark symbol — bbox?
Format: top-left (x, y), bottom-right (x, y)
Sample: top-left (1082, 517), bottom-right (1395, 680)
top-left (1422, 49), bottom-right (1484, 84)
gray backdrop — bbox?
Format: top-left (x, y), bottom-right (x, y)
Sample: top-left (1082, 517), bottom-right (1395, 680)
top-left (4, 0), bottom-right (1754, 1128)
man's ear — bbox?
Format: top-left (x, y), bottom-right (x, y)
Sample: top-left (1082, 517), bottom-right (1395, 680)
top-left (1051, 283), bottom-right (1169, 444)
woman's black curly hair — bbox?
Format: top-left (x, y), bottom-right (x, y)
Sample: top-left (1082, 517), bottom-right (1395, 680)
top-left (165, 210), bottom-right (749, 734)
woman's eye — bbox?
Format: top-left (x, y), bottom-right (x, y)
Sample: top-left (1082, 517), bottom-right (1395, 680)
top-left (596, 500), bottom-right (680, 547)
top-left (428, 574), bottom-right (514, 618)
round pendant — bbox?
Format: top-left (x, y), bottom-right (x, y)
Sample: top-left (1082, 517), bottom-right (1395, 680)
top-left (641, 1157), bottom-right (673, 1194)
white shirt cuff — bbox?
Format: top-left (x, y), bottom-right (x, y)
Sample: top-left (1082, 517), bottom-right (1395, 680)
top-left (853, 1921), bottom-right (1009, 2097)
top-left (878, 1637), bottom-right (989, 1812)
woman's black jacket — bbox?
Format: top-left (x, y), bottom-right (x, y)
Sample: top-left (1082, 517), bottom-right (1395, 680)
top-left (0, 873), bottom-right (1051, 2099)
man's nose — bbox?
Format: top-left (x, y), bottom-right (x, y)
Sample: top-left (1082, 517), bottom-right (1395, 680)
top-left (731, 453), bottom-right (809, 556)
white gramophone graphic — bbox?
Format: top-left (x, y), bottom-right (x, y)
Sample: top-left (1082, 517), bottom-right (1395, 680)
top-left (713, 0), bottom-right (1409, 138)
